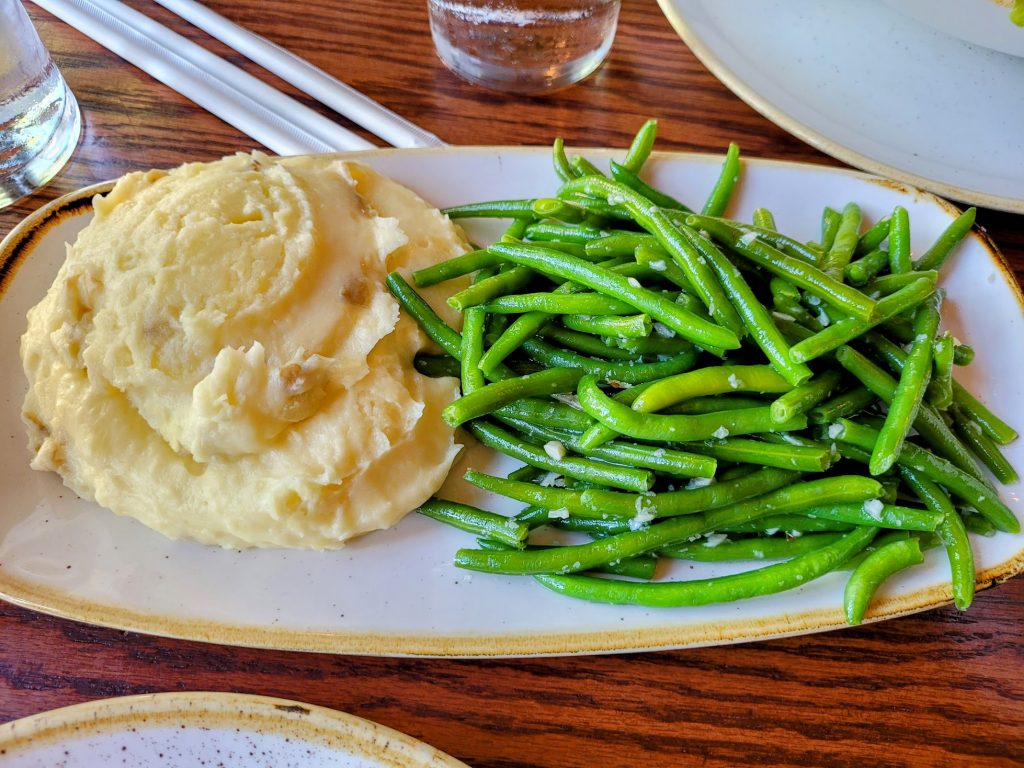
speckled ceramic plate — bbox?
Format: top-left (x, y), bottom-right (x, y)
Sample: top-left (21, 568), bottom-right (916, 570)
top-left (1, 147), bottom-right (1022, 657)
top-left (657, 0), bottom-right (1024, 213)
top-left (0, 692), bottom-right (467, 767)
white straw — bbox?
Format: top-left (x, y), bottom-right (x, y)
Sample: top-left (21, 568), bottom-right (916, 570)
top-left (83, 0), bottom-right (375, 152)
top-left (29, 0), bottom-right (373, 155)
top-left (151, 0), bottom-right (446, 149)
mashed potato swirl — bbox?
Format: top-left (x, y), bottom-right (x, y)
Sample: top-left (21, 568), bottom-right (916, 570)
top-left (21, 153), bottom-right (467, 549)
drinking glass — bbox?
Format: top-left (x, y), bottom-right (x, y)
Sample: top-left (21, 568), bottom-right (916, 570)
top-left (0, 0), bottom-right (82, 208)
top-left (427, 0), bottom-right (621, 94)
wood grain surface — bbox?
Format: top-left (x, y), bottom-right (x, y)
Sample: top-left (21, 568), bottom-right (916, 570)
top-left (1, 1), bottom-right (1022, 766)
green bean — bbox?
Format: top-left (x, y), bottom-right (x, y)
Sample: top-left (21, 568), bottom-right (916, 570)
top-left (464, 466), bottom-right (799, 520)
top-left (951, 380), bottom-right (1018, 445)
top-left (667, 394), bottom-right (771, 414)
top-left (558, 176), bottom-right (745, 337)
top-left (461, 474), bottom-right (880, 574)
top-left (460, 307), bottom-right (487, 395)
top-left (533, 526), bottom-right (877, 607)
top-left (609, 160), bottom-right (691, 212)
top-left (660, 532), bottom-right (845, 562)
top-left (562, 313), bottom-right (652, 339)
top-left (484, 292), bottom-right (632, 315)
top-left (820, 202), bottom-right (861, 278)
top-left (788, 276), bottom-right (935, 363)
top-left (843, 536), bottom-right (923, 624)
top-left (807, 385), bottom-right (875, 425)
top-left (414, 353), bottom-right (460, 379)
top-left (538, 325), bottom-right (642, 360)
top-left (888, 206), bottom-right (911, 274)
top-left (497, 415), bottom-right (717, 479)
top-left (386, 272), bottom-right (463, 358)
top-left (522, 337), bottom-right (699, 385)
top-left (702, 142), bottom-right (741, 217)
top-left (770, 369), bottom-right (844, 424)
top-left (720, 516), bottom-right (856, 535)
top-left (900, 468), bottom-right (974, 610)
top-left (834, 345), bottom-right (988, 482)
top-left (622, 118), bottom-right (658, 173)
top-left (604, 331), bottom-right (696, 358)
top-left (914, 207), bottom-right (976, 271)
top-left (682, 437), bottom-right (832, 472)
top-left (953, 343), bottom-right (975, 367)
top-left (861, 332), bottom-right (1015, 445)
top-left (455, 507), bottom-right (728, 575)
top-left (584, 232), bottom-right (658, 258)
top-left (844, 248), bottom-right (889, 287)
top-left (864, 270), bottom-right (939, 296)
top-left (493, 397), bottom-right (595, 431)
top-left (477, 538), bottom-right (658, 579)
top-left (950, 406), bottom-right (1020, 485)
top-left (578, 374), bottom-right (806, 442)
top-left (523, 221), bottom-right (608, 243)
top-left (489, 241), bottom-right (741, 350)
top-left (476, 257), bottom-right (634, 375)
top-left (531, 197), bottom-right (588, 223)
top-left (442, 199), bottom-right (537, 220)
top-left (417, 499), bottom-right (529, 549)
top-left (820, 206), bottom-right (842, 253)
top-left (753, 208), bottom-right (777, 231)
top-left (443, 367), bottom-right (584, 427)
top-left (687, 215), bottom-right (877, 322)
top-left (501, 217), bottom-right (531, 242)
top-left (632, 365), bottom-right (793, 413)
top-left (856, 216), bottom-right (891, 255)
top-left (571, 155), bottom-right (605, 178)
top-left (870, 290), bottom-right (942, 475)
top-left (798, 502), bottom-right (943, 531)
top-left (679, 227), bottom-right (813, 386)
top-left (704, 219), bottom-right (823, 264)
top-left (963, 512), bottom-right (997, 537)
top-left (552, 137), bottom-right (578, 181)
top-left (831, 418), bottom-right (1019, 533)
top-left (447, 266), bottom-right (535, 311)
top-left (929, 332), bottom-right (955, 409)
top-left (468, 421), bottom-right (653, 493)
top-left (413, 249), bottom-right (501, 287)
top-left (633, 243), bottom-right (695, 291)
top-left (770, 277), bottom-right (821, 329)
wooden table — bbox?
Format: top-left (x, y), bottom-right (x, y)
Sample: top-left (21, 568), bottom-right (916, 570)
top-left (2, 1), bottom-right (1021, 765)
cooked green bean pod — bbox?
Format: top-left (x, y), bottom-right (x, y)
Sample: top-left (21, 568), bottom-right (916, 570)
top-left (900, 468), bottom-right (974, 610)
top-left (533, 526), bottom-right (877, 607)
top-left (844, 536), bottom-right (923, 624)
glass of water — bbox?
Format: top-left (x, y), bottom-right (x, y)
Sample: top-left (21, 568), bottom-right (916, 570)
top-left (427, 0), bottom-right (621, 93)
top-left (0, 0), bottom-right (82, 208)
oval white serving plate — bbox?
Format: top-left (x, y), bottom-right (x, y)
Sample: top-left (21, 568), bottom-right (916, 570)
top-left (0, 691), bottom-right (467, 767)
top-left (658, 0), bottom-right (1024, 214)
top-left (1, 146), bottom-right (1022, 657)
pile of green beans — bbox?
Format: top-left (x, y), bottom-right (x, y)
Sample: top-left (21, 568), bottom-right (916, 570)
top-left (387, 119), bottom-right (1019, 626)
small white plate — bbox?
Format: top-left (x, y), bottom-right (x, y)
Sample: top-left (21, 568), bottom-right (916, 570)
top-left (658, 0), bottom-right (1024, 213)
top-left (0, 692), bottom-right (467, 767)
top-left (1, 146), bottom-right (1022, 657)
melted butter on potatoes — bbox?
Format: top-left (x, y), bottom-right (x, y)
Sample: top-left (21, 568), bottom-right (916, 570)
top-left (20, 153), bottom-right (468, 549)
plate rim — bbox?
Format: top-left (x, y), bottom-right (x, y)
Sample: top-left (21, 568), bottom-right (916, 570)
top-left (0, 690), bottom-right (469, 766)
top-left (655, 0), bottom-right (1024, 215)
top-left (2, 146), bottom-right (1022, 658)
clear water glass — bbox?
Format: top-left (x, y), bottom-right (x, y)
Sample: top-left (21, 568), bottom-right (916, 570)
top-left (427, 0), bottom-right (621, 94)
top-left (0, 0), bottom-right (82, 208)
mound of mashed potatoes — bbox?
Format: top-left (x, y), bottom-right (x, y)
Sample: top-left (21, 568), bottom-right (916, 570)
top-left (21, 153), bottom-right (469, 549)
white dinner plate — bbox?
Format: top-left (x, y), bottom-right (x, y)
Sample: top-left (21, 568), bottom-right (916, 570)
top-left (657, 0), bottom-right (1024, 214)
top-left (1, 146), bottom-right (1022, 657)
top-left (0, 692), bottom-right (467, 767)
